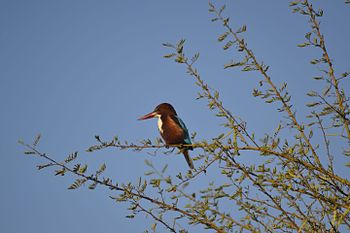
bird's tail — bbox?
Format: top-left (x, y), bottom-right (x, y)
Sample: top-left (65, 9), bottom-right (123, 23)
top-left (182, 149), bottom-right (194, 169)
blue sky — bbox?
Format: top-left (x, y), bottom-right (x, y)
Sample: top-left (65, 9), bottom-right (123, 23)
top-left (1, 1), bottom-right (349, 232)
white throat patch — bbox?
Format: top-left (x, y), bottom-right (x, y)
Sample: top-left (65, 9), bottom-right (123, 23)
top-left (156, 114), bottom-right (163, 133)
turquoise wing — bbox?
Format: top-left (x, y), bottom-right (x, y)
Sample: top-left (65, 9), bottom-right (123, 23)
top-left (174, 115), bottom-right (192, 145)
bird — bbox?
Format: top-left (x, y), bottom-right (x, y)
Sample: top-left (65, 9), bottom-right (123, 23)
top-left (138, 103), bottom-right (194, 169)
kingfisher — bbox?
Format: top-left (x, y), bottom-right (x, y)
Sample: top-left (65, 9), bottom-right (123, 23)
top-left (138, 103), bottom-right (194, 169)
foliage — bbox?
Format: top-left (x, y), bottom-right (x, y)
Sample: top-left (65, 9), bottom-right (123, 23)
top-left (20, 1), bottom-right (350, 232)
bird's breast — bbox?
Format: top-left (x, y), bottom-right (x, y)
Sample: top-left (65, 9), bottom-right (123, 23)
top-left (157, 116), bottom-right (163, 133)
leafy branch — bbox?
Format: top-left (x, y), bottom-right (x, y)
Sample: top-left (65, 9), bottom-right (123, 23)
top-left (20, 1), bottom-right (350, 232)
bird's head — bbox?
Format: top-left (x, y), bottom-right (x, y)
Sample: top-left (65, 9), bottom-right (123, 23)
top-left (138, 103), bottom-right (177, 120)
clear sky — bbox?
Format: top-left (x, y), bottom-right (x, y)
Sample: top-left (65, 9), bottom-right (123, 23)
top-left (1, 1), bottom-right (349, 232)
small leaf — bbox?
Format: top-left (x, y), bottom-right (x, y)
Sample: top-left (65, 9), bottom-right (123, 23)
top-left (65, 151), bottom-right (78, 163)
top-left (161, 164), bottom-right (168, 173)
top-left (73, 164), bottom-right (81, 172)
top-left (307, 91), bottom-right (318, 97)
top-left (219, 5), bottom-right (226, 14)
top-left (306, 102), bottom-right (320, 107)
top-left (24, 151), bottom-right (35, 155)
top-left (163, 53), bottom-right (176, 58)
top-left (68, 178), bottom-right (87, 190)
top-left (89, 182), bottom-right (97, 190)
top-left (144, 171), bottom-right (155, 176)
top-left (175, 55), bottom-right (185, 63)
top-left (145, 159), bottom-right (153, 167)
top-left (218, 32), bottom-right (229, 42)
top-left (176, 39), bottom-right (186, 53)
top-left (55, 168), bottom-right (66, 176)
top-left (162, 42), bottom-right (175, 48)
top-left (344, 148), bottom-right (350, 156)
top-left (94, 135), bottom-right (101, 142)
top-left (33, 134), bottom-right (41, 147)
top-left (37, 163), bottom-right (52, 170)
top-left (223, 41), bottom-right (233, 50)
top-left (96, 163), bottom-right (106, 175)
top-left (297, 42), bottom-right (310, 47)
top-left (223, 17), bottom-right (230, 26)
top-left (79, 164), bottom-right (88, 174)
top-left (310, 59), bottom-right (320, 64)
top-left (224, 61), bottom-right (242, 69)
top-left (151, 223), bottom-right (157, 232)
top-left (322, 85), bottom-right (331, 97)
top-left (237, 25), bottom-right (247, 33)
top-left (182, 182), bottom-right (189, 189)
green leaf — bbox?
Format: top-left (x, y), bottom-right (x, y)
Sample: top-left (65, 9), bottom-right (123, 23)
top-left (208, 2), bottom-right (215, 10)
top-left (344, 148), bottom-right (350, 156)
top-left (94, 135), bottom-right (101, 142)
top-left (175, 55), bottom-right (185, 63)
top-left (68, 178), bottom-right (87, 190)
top-left (237, 25), bottom-right (247, 33)
top-left (64, 151), bottom-right (78, 163)
top-left (162, 42), bottom-right (175, 48)
top-left (79, 164), bottom-right (88, 174)
top-left (219, 5), bottom-right (226, 14)
top-left (89, 182), bottom-right (97, 190)
top-left (145, 159), bottom-right (153, 167)
top-left (55, 168), bottom-right (66, 176)
top-left (223, 17), bottom-right (230, 26)
top-left (315, 9), bottom-right (323, 17)
top-left (305, 32), bottom-right (312, 40)
top-left (161, 164), bottom-right (168, 173)
top-left (223, 41), bottom-right (233, 50)
top-left (306, 102), bottom-right (320, 107)
top-left (73, 164), bottom-right (81, 172)
top-left (97, 163), bottom-right (106, 175)
top-left (33, 134), bottom-right (41, 147)
top-left (307, 91), bottom-right (318, 97)
top-left (224, 61), bottom-right (242, 69)
top-left (163, 53), bottom-right (176, 58)
top-left (322, 85), bottom-right (331, 97)
top-left (297, 42), bottom-right (310, 47)
top-left (218, 32), bottom-right (229, 42)
top-left (289, 1), bottom-right (299, 6)
top-left (144, 171), bottom-right (154, 176)
top-left (24, 151), bottom-right (35, 155)
top-left (310, 59), bottom-right (320, 64)
top-left (151, 223), bottom-right (157, 232)
top-left (150, 179), bottom-right (161, 188)
top-left (37, 163), bottom-right (52, 170)
top-left (176, 39), bottom-right (186, 53)
top-left (182, 182), bottom-right (189, 189)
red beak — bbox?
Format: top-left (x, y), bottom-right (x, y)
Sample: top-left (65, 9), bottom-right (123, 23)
top-left (138, 111), bottom-right (157, 120)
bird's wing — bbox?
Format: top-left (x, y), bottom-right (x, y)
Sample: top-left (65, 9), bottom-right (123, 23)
top-left (173, 115), bottom-right (192, 145)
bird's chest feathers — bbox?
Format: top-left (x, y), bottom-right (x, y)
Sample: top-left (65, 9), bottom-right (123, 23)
top-left (157, 116), bottom-right (163, 133)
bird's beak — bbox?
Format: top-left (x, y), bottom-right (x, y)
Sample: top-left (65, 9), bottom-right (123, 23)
top-left (138, 111), bottom-right (157, 120)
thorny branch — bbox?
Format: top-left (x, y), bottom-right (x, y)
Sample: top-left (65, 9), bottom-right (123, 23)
top-left (22, 142), bottom-right (226, 233)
